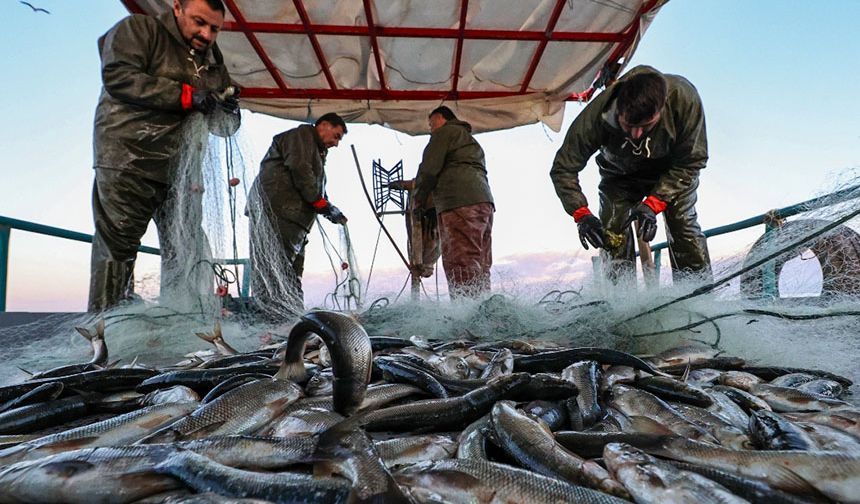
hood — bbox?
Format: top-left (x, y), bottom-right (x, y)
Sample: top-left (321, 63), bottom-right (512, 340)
top-left (443, 118), bottom-right (473, 133)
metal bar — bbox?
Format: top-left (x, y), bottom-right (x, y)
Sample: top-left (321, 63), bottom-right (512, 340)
top-left (0, 225), bottom-right (9, 312)
top-left (650, 184), bottom-right (860, 252)
top-left (0, 216), bottom-right (159, 255)
top-left (222, 0), bottom-right (291, 96)
top-left (292, 0), bottom-right (338, 90)
top-left (450, 0), bottom-right (469, 96)
top-left (240, 87), bottom-right (539, 100)
top-left (519, 0), bottom-right (567, 93)
top-left (219, 22), bottom-right (625, 42)
top-left (362, 0), bottom-right (388, 92)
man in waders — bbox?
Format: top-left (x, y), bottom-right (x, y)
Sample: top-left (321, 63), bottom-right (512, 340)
top-left (408, 106), bottom-right (495, 298)
top-left (550, 65), bottom-right (712, 282)
top-left (248, 113), bottom-right (348, 312)
top-left (88, 0), bottom-right (240, 312)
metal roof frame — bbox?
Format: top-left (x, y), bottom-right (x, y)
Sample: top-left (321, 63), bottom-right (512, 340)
top-left (120, 0), bottom-right (663, 103)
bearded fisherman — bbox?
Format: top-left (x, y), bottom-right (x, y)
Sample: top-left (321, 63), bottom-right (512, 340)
top-left (88, 0), bottom-right (240, 312)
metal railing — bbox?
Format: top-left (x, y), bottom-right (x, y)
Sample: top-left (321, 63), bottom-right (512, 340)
top-left (648, 185), bottom-right (860, 295)
top-left (0, 215), bottom-right (249, 311)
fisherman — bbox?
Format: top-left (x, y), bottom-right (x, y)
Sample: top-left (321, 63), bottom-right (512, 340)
top-left (247, 113), bottom-right (348, 311)
top-left (550, 65), bottom-right (711, 282)
top-left (395, 106), bottom-right (494, 298)
top-left (88, 0), bottom-right (240, 312)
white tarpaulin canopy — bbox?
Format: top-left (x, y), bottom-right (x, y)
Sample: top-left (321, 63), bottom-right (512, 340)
top-left (121, 0), bottom-right (667, 134)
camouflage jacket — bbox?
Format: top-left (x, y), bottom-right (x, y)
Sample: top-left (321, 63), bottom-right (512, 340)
top-left (254, 124), bottom-right (329, 233)
top-left (550, 65), bottom-right (708, 214)
top-left (414, 119), bottom-right (494, 214)
top-left (93, 11), bottom-right (239, 183)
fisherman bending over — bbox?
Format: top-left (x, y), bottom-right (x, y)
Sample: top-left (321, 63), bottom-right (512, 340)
top-left (248, 113), bottom-right (348, 312)
top-left (550, 65), bottom-right (712, 282)
top-left (88, 0), bottom-right (240, 312)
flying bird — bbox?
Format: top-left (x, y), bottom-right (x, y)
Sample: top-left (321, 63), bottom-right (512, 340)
top-left (19, 1), bottom-right (51, 14)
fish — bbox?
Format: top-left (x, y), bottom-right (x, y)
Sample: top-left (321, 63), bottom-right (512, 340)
top-left (374, 357), bottom-right (449, 399)
top-left (0, 393), bottom-right (95, 435)
top-left (489, 400), bottom-right (629, 498)
top-left (651, 435), bottom-right (860, 502)
top-left (394, 458), bottom-right (630, 504)
top-left (0, 445), bottom-right (181, 503)
top-left (362, 373), bottom-right (531, 432)
top-left (634, 375), bottom-right (713, 407)
top-left (796, 379), bottom-right (843, 398)
top-left (0, 382), bottom-right (64, 414)
top-left (769, 373), bottom-right (818, 388)
top-left (0, 401), bottom-right (197, 465)
top-left (375, 434), bottom-right (458, 467)
top-left (201, 373), bottom-right (273, 404)
top-left (194, 320), bottom-right (239, 355)
top-left (0, 368), bottom-right (158, 404)
top-left (604, 442), bottom-right (750, 504)
top-left (670, 402), bottom-right (751, 450)
top-left (139, 378), bottom-right (302, 443)
top-left (135, 364), bottom-right (282, 395)
top-left (479, 348), bottom-right (513, 379)
top-left (747, 383), bottom-right (855, 412)
top-left (522, 400), bottom-right (569, 431)
top-left (741, 366), bottom-right (853, 388)
top-left (263, 407), bottom-right (343, 437)
top-left (610, 384), bottom-right (717, 443)
top-left (282, 311), bottom-right (373, 415)
top-left (665, 460), bottom-right (819, 504)
top-left (153, 450), bottom-right (352, 504)
top-left (748, 410), bottom-right (818, 450)
top-left (25, 320), bottom-right (109, 380)
top-left (562, 360), bottom-right (603, 428)
top-left (706, 390), bottom-right (750, 430)
top-left (712, 385), bottom-right (772, 414)
top-left (795, 421), bottom-right (860, 452)
top-left (718, 370), bottom-right (765, 391)
top-left (648, 343), bottom-right (723, 368)
top-left (457, 414), bottom-right (491, 460)
top-left (784, 410), bottom-right (860, 438)
top-left (514, 347), bottom-right (667, 376)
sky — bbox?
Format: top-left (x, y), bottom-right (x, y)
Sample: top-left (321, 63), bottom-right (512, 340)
top-left (1, 0), bottom-right (859, 312)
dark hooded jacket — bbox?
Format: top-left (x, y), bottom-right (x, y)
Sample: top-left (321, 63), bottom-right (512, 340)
top-left (254, 124), bottom-right (329, 233)
top-left (550, 65), bottom-right (708, 214)
top-left (93, 11), bottom-right (238, 183)
top-left (413, 119), bottom-right (494, 214)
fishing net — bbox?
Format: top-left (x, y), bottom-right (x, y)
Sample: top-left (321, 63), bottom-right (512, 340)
top-left (1, 113), bottom-right (859, 401)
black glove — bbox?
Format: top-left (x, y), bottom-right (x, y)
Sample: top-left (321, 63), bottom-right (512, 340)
top-left (217, 87), bottom-right (240, 114)
top-left (624, 202), bottom-right (658, 241)
top-left (577, 214), bottom-right (605, 250)
top-left (322, 204), bottom-right (348, 225)
top-left (191, 89), bottom-right (218, 114)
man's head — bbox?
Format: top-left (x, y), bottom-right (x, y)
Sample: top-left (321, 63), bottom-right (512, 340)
top-left (615, 72), bottom-right (667, 140)
top-left (173, 0), bottom-right (225, 52)
top-left (428, 106), bottom-right (456, 133)
top-left (315, 113), bottom-right (347, 148)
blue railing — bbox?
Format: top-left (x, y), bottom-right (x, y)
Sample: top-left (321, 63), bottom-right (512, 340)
top-left (0, 215), bottom-right (249, 311)
top-left (648, 185), bottom-right (860, 295)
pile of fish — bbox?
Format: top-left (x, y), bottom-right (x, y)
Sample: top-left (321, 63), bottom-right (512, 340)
top-left (0, 310), bottom-right (858, 503)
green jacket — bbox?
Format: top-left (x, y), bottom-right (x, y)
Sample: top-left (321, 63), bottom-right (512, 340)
top-left (254, 125), bottom-right (329, 233)
top-left (414, 119), bottom-right (494, 214)
top-left (93, 11), bottom-right (239, 183)
top-left (550, 65), bottom-right (708, 214)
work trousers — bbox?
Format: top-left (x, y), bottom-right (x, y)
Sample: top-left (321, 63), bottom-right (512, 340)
top-left (438, 202), bottom-right (494, 298)
top-left (88, 168), bottom-right (211, 312)
top-left (599, 177), bottom-right (712, 283)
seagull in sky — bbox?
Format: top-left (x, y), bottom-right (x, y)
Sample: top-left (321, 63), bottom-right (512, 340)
top-left (19, 1), bottom-right (51, 14)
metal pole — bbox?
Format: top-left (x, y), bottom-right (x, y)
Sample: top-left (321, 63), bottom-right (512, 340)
top-left (0, 225), bottom-right (9, 312)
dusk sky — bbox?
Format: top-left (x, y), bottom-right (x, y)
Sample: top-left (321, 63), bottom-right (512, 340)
top-left (2, 1), bottom-right (859, 311)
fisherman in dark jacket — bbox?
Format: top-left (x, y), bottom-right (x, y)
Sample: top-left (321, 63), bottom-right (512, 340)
top-left (550, 65), bottom-right (711, 282)
top-left (248, 113), bottom-right (348, 311)
top-left (410, 106), bottom-right (495, 297)
top-left (88, 0), bottom-right (240, 312)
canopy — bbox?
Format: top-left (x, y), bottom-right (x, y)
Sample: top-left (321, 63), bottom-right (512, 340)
top-left (121, 0), bottom-right (667, 134)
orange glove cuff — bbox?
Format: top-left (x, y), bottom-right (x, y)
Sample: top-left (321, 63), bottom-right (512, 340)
top-left (312, 198), bottom-right (329, 210)
top-left (181, 84), bottom-right (194, 111)
top-left (572, 206), bottom-right (592, 223)
top-left (643, 195), bottom-right (667, 214)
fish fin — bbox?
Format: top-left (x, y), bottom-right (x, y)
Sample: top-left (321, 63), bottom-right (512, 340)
top-left (681, 363), bottom-right (691, 383)
top-left (74, 326), bottom-right (94, 341)
top-left (627, 415), bottom-right (675, 435)
top-left (276, 358), bottom-right (308, 382)
top-left (765, 464), bottom-right (819, 495)
top-left (16, 367), bottom-right (32, 377)
top-left (195, 331), bottom-right (215, 344)
top-left (96, 318), bottom-right (105, 339)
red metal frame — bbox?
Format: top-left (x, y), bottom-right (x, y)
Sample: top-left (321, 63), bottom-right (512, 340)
top-left (119, 0), bottom-right (662, 102)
